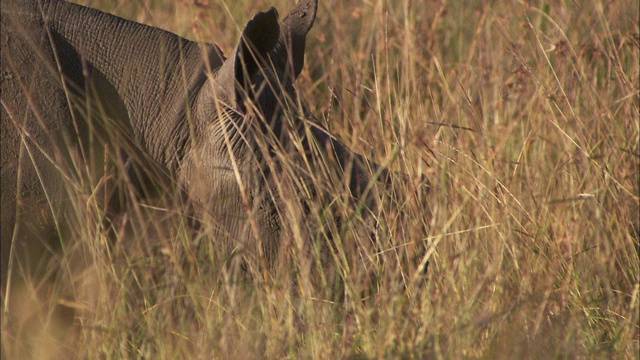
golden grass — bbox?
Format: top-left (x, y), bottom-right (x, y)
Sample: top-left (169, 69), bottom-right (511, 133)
top-left (2, 0), bottom-right (638, 358)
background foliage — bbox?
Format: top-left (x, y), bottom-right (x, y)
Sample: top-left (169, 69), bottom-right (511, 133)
top-left (3, 0), bottom-right (638, 358)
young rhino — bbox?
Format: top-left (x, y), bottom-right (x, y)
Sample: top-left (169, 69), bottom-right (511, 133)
top-left (1, 0), bottom-right (407, 286)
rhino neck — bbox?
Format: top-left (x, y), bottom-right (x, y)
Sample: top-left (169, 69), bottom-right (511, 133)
top-left (43, 0), bottom-right (224, 171)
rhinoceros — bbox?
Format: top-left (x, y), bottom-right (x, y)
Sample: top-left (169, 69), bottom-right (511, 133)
top-left (1, 0), bottom-right (424, 290)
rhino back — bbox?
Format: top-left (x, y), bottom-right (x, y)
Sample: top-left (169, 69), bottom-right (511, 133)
top-left (39, 0), bottom-right (224, 170)
top-left (1, 0), bottom-right (75, 285)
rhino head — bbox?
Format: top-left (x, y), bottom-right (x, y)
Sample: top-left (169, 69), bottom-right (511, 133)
top-left (178, 0), bottom-right (398, 265)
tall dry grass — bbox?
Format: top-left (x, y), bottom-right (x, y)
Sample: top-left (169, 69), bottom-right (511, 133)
top-left (2, 0), bottom-right (638, 358)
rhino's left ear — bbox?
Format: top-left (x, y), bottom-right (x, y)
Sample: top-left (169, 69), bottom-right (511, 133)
top-left (274, 0), bottom-right (318, 80)
top-left (215, 8), bottom-right (280, 109)
top-left (234, 8), bottom-right (280, 92)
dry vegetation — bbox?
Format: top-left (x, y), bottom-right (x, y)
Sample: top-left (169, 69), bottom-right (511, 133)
top-left (2, 0), bottom-right (638, 358)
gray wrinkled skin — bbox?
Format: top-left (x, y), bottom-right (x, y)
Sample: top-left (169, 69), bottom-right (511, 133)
top-left (1, 0), bottom-right (406, 288)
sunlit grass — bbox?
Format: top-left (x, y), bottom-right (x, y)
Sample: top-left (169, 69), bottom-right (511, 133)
top-left (2, 0), bottom-right (638, 358)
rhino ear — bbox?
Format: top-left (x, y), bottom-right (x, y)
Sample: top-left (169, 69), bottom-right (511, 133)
top-left (276, 0), bottom-right (318, 80)
top-left (214, 8), bottom-right (280, 109)
top-left (233, 8), bottom-right (280, 96)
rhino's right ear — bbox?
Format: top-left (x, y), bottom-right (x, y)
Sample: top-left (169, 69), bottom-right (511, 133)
top-left (215, 8), bottom-right (280, 110)
top-left (277, 0), bottom-right (318, 80)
